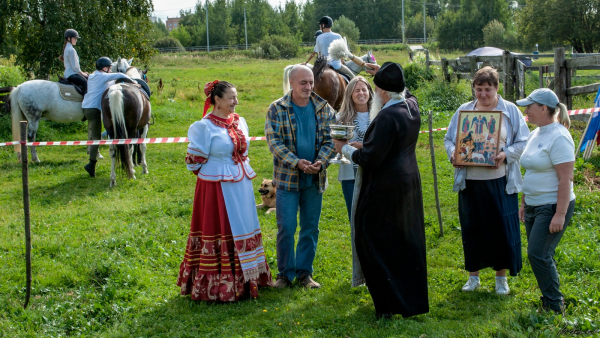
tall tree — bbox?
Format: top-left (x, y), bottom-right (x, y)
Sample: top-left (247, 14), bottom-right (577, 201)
top-left (1, 0), bottom-right (154, 78)
top-left (517, 0), bottom-right (600, 52)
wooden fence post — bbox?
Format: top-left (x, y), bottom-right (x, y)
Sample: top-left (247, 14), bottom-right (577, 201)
top-left (441, 58), bottom-right (449, 82)
top-left (425, 49), bottom-right (430, 72)
top-left (539, 66), bottom-right (544, 88)
top-left (409, 50), bottom-right (414, 61)
top-left (20, 121), bottom-right (32, 309)
top-left (554, 47), bottom-right (567, 104)
top-left (469, 56), bottom-right (477, 77)
top-left (502, 51), bottom-right (513, 101)
top-left (428, 111), bottom-right (444, 237)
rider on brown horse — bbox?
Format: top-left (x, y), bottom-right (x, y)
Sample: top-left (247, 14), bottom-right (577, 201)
top-left (304, 16), bottom-right (355, 81)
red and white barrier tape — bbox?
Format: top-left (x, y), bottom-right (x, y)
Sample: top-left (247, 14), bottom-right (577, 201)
top-left (2, 106), bottom-right (596, 148)
top-left (524, 107), bottom-right (600, 122)
top-left (0, 130), bottom-right (449, 147)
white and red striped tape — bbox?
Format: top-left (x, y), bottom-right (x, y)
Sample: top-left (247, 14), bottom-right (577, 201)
top-left (0, 130), bottom-right (448, 147)
top-left (1, 107), bottom-right (596, 148)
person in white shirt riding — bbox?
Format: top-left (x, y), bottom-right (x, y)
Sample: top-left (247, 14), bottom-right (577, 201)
top-left (304, 16), bottom-right (355, 80)
top-left (60, 29), bottom-right (88, 94)
top-left (81, 57), bottom-right (137, 177)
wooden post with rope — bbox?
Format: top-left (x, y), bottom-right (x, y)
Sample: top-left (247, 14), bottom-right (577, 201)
top-left (428, 111), bottom-right (444, 237)
top-left (20, 121), bottom-right (32, 309)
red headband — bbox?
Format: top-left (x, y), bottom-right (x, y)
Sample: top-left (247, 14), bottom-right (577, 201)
top-left (203, 80), bottom-right (219, 117)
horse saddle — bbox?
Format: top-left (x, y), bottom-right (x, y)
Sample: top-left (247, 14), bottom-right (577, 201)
top-left (57, 77), bottom-right (84, 102)
top-left (114, 78), bottom-right (151, 100)
top-left (330, 66), bottom-right (350, 84)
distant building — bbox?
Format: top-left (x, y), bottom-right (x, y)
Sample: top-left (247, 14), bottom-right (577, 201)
top-left (166, 17), bottom-right (181, 32)
top-left (150, 16), bottom-right (158, 23)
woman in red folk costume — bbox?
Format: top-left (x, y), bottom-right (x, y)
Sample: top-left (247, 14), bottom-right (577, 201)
top-left (177, 80), bottom-right (272, 301)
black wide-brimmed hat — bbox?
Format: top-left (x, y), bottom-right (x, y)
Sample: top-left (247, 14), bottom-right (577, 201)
top-left (373, 61), bottom-right (405, 93)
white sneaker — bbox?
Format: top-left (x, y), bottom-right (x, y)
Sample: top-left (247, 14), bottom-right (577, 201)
top-left (461, 277), bottom-right (480, 292)
top-left (495, 278), bottom-right (510, 295)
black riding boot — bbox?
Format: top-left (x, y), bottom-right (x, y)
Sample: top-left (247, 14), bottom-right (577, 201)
top-left (84, 160), bottom-right (97, 177)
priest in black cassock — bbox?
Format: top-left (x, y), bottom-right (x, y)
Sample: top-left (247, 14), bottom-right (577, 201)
top-left (333, 62), bottom-right (429, 319)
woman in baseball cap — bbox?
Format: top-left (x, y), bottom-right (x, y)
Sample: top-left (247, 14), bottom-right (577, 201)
top-left (517, 88), bottom-right (574, 314)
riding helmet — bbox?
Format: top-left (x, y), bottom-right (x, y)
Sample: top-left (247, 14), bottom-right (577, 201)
top-left (318, 16), bottom-right (333, 28)
top-left (96, 57), bottom-right (113, 71)
top-left (314, 30), bottom-right (323, 38)
top-left (64, 29), bottom-right (80, 39)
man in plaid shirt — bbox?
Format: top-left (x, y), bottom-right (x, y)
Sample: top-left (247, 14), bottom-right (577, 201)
top-left (265, 65), bottom-right (336, 289)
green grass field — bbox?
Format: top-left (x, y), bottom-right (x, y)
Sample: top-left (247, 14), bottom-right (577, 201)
top-left (0, 49), bottom-right (599, 337)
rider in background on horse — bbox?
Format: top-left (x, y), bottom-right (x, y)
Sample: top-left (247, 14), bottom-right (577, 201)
top-left (81, 57), bottom-right (138, 177)
top-left (304, 16), bottom-right (355, 80)
top-left (59, 29), bottom-right (88, 94)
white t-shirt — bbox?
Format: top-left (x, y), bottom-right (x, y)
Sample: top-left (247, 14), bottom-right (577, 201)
top-left (338, 112), bottom-right (369, 181)
top-left (314, 32), bottom-right (343, 57)
top-left (520, 122), bottom-right (576, 206)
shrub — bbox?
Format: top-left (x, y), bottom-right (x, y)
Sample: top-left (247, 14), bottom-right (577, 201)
top-left (0, 56), bottom-right (26, 87)
top-left (414, 79), bottom-right (471, 115)
top-left (403, 52), bottom-right (434, 91)
top-left (257, 35), bottom-right (300, 59)
top-left (153, 37), bottom-right (186, 52)
top-left (483, 20), bottom-right (505, 48)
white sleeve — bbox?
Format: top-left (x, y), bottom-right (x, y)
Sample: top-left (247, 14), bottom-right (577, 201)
top-left (549, 134), bottom-right (575, 165)
top-left (239, 117), bottom-right (250, 157)
top-left (185, 121), bottom-right (211, 172)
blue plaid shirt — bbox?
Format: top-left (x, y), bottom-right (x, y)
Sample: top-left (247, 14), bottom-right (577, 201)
top-left (265, 91), bottom-right (336, 192)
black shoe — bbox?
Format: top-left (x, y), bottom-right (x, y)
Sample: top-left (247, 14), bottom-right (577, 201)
top-left (273, 275), bottom-right (292, 289)
top-left (539, 296), bottom-right (565, 314)
top-left (84, 160), bottom-right (97, 177)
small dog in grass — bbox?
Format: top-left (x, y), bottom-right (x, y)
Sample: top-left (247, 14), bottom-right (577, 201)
top-left (256, 178), bottom-right (276, 214)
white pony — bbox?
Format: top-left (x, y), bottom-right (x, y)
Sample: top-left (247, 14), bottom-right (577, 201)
top-left (10, 57), bottom-right (134, 162)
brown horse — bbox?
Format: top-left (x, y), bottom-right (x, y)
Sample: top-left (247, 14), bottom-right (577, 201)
top-left (312, 56), bottom-right (346, 111)
top-left (101, 81), bottom-right (151, 187)
top-left (282, 51), bottom-right (376, 111)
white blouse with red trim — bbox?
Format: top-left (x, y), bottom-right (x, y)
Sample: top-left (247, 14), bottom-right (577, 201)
top-left (185, 114), bottom-right (256, 182)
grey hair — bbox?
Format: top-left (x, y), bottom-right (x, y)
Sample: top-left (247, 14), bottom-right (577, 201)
top-left (386, 89), bottom-right (407, 101)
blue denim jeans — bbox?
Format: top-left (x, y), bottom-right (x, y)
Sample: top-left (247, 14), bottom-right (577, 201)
top-left (341, 179), bottom-right (355, 222)
top-left (276, 181), bottom-right (323, 281)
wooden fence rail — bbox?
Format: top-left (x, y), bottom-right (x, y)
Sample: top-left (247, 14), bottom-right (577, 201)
top-left (554, 48), bottom-right (600, 109)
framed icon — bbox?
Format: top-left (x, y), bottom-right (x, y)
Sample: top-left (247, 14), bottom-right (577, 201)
top-left (454, 110), bottom-right (503, 167)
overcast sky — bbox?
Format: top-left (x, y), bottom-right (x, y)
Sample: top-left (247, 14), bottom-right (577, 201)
top-left (151, 0), bottom-right (293, 22)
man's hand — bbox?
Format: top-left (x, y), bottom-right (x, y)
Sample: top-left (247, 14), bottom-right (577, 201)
top-left (332, 139), bottom-right (348, 154)
top-left (365, 63), bottom-right (380, 75)
top-left (297, 159), bottom-right (312, 172)
top-left (306, 160), bottom-right (322, 174)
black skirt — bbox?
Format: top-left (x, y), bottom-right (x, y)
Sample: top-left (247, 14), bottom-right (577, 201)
top-left (458, 176), bottom-right (522, 276)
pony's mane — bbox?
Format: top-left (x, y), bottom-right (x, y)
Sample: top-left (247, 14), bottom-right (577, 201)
top-left (313, 55), bottom-right (328, 82)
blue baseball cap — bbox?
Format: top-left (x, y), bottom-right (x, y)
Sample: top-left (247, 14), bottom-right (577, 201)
top-left (516, 88), bottom-right (559, 108)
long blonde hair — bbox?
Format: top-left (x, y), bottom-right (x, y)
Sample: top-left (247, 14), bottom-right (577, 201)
top-left (337, 76), bottom-right (374, 124)
top-left (548, 103), bottom-right (571, 129)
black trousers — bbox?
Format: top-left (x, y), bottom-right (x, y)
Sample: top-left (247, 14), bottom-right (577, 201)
top-left (68, 74), bottom-right (88, 94)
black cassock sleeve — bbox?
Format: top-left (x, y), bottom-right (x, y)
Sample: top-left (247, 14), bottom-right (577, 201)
top-left (351, 110), bottom-right (397, 170)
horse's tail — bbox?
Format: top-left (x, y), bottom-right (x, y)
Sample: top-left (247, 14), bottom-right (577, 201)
top-left (283, 65), bottom-right (294, 94)
top-left (10, 85), bottom-right (25, 155)
top-left (313, 55), bottom-right (328, 82)
top-left (107, 84), bottom-right (134, 179)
